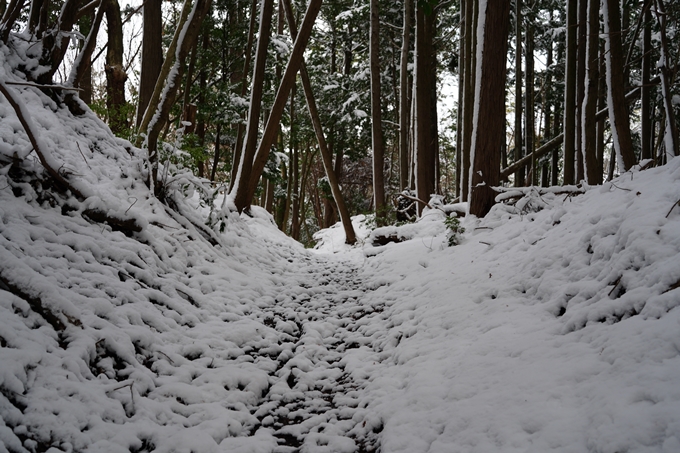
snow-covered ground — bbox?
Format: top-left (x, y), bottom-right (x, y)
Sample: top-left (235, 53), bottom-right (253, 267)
top-left (2, 45), bottom-right (680, 452)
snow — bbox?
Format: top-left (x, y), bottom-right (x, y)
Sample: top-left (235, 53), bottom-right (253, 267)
top-left (2, 38), bottom-right (680, 453)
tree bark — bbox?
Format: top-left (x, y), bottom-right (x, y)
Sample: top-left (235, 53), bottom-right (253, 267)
top-left (582, 0), bottom-right (600, 183)
top-left (136, 0), bottom-right (212, 193)
top-left (455, 0), bottom-right (465, 198)
top-left (235, 0), bottom-right (322, 214)
top-left (229, 0), bottom-right (274, 206)
top-left (399, 0), bottom-right (413, 191)
top-left (653, 0), bottom-right (679, 158)
top-left (576, 0), bottom-right (587, 182)
top-left (370, 0), bottom-right (385, 223)
top-left (514, 0), bottom-right (523, 187)
top-left (602, 0), bottom-right (637, 171)
top-left (136, 0), bottom-right (162, 128)
top-left (461, 0), bottom-right (477, 201)
top-left (414, 4), bottom-right (436, 215)
top-left (525, 4), bottom-right (535, 185)
top-left (282, 0), bottom-right (356, 244)
top-left (103, 0), bottom-right (127, 135)
top-left (469, 0), bottom-right (510, 217)
top-left (68, 3), bottom-right (105, 93)
top-left (563, 0), bottom-right (577, 184)
top-left (641, 3), bottom-right (653, 161)
top-left (229, 0), bottom-right (258, 191)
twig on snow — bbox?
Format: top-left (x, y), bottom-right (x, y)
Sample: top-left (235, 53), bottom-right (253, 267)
top-left (76, 143), bottom-right (91, 169)
top-left (666, 199), bottom-right (680, 218)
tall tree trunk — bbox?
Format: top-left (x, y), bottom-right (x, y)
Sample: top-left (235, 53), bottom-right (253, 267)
top-left (210, 124), bottom-right (221, 181)
top-left (230, 0), bottom-right (275, 208)
top-left (563, 0), bottom-right (577, 184)
top-left (582, 0), bottom-right (600, 183)
top-left (282, 0), bottom-right (356, 244)
top-left (229, 0), bottom-right (258, 191)
top-left (370, 0), bottom-right (386, 222)
top-left (414, 4), bottom-right (436, 214)
top-left (136, 0), bottom-right (212, 194)
top-left (576, 0), bottom-right (587, 182)
top-left (469, 0), bottom-right (511, 217)
top-left (68, 4), bottom-right (105, 95)
top-left (461, 0), bottom-right (477, 201)
top-left (136, 0), bottom-right (162, 128)
top-left (596, 39), bottom-right (606, 178)
top-left (455, 0), bottom-right (465, 199)
top-left (602, 0), bottom-right (637, 171)
top-left (235, 0), bottom-right (322, 214)
top-left (653, 0), bottom-right (679, 158)
top-left (514, 0), bottom-right (523, 187)
top-left (543, 16), bottom-right (552, 141)
top-left (640, 4), bottom-right (653, 161)
top-left (103, 0), bottom-right (127, 135)
top-left (525, 4), bottom-right (535, 185)
top-left (400, 0), bottom-right (413, 191)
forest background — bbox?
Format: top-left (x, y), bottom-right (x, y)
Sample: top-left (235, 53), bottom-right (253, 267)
top-left (1, 0), bottom-right (678, 244)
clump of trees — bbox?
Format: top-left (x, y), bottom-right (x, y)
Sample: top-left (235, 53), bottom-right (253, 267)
top-left (1, 0), bottom-right (678, 243)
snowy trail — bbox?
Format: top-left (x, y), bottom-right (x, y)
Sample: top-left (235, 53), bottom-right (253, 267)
top-left (244, 253), bottom-right (386, 452)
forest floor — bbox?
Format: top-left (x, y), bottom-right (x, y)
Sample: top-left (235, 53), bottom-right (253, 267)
top-left (2, 50), bottom-right (680, 452)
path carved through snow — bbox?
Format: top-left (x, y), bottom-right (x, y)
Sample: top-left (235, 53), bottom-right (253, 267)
top-left (243, 253), bottom-right (387, 453)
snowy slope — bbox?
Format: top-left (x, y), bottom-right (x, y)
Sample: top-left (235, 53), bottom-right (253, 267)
top-left (2, 41), bottom-right (680, 453)
top-left (346, 161), bottom-right (680, 453)
top-left (0, 45), bottom-right (380, 453)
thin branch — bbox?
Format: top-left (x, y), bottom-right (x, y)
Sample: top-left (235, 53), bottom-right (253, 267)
top-left (5, 81), bottom-right (83, 91)
top-left (666, 199), bottom-right (680, 218)
top-left (400, 192), bottom-right (436, 211)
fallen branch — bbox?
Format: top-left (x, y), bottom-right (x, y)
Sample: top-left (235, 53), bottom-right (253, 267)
top-left (0, 78), bottom-right (87, 199)
top-left (0, 272), bottom-right (67, 331)
top-left (399, 192), bottom-right (434, 211)
top-left (0, 78), bottom-right (144, 234)
top-left (666, 199), bottom-right (680, 218)
top-left (5, 81), bottom-right (83, 92)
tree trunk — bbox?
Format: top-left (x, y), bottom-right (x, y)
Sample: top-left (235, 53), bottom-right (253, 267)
top-left (136, 0), bottom-right (212, 194)
top-left (455, 0), bottom-right (465, 199)
top-left (514, 0), bottom-right (523, 187)
top-left (68, 4), bottom-right (105, 94)
top-left (370, 0), bottom-right (385, 223)
top-left (641, 4), bottom-right (653, 161)
top-left (281, 0), bottom-right (356, 244)
top-left (563, 0), bottom-right (577, 184)
top-left (229, 0), bottom-right (274, 208)
top-left (399, 0), bottom-right (413, 191)
top-left (461, 0), bottom-right (477, 201)
top-left (525, 5), bottom-right (535, 185)
top-left (414, 4), bottom-right (436, 214)
top-left (602, 0), bottom-right (637, 171)
top-left (136, 0), bottom-right (162, 128)
top-left (653, 0), bottom-right (680, 158)
top-left (229, 0), bottom-right (258, 191)
top-left (103, 0), bottom-right (127, 135)
top-left (469, 0), bottom-right (510, 217)
top-left (513, 0), bottom-right (525, 187)
top-left (235, 0), bottom-right (322, 213)
top-left (582, 0), bottom-right (600, 183)
top-left (596, 39), bottom-right (606, 177)
top-left (576, 0), bottom-right (587, 182)
top-left (210, 124), bottom-right (221, 181)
